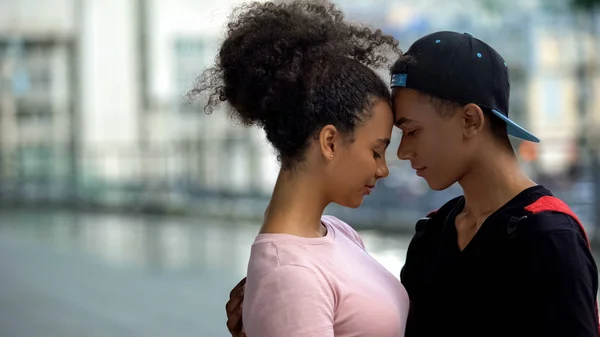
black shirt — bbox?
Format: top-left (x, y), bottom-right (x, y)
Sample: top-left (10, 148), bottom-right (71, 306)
top-left (401, 185), bottom-right (599, 337)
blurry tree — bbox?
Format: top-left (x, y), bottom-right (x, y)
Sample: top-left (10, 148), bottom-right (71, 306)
top-left (572, 0), bottom-right (600, 9)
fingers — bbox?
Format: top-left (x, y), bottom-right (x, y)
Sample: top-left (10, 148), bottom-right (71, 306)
top-left (227, 278), bottom-right (247, 336)
top-left (226, 286), bottom-right (244, 316)
top-left (226, 298), bottom-right (244, 336)
top-left (230, 277), bottom-right (247, 298)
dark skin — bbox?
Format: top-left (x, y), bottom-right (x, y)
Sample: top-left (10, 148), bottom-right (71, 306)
top-left (199, 1), bottom-right (400, 334)
top-left (392, 88), bottom-right (535, 250)
top-left (226, 89), bottom-right (535, 335)
top-left (260, 100), bottom-right (393, 239)
top-left (226, 99), bottom-right (393, 336)
top-left (226, 278), bottom-right (246, 337)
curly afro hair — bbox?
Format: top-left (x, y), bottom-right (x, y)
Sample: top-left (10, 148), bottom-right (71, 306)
top-left (188, 0), bottom-right (401, 170)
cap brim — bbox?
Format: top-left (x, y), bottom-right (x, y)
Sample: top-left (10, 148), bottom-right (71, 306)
top-left (491, 109), bottom-right (540, 143)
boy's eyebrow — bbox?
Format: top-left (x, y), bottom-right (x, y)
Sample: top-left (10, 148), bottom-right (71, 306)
top-left (394, 117), bottom-right (415, 127)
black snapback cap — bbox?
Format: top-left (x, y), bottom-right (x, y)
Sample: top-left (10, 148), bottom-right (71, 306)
top-left (391, 31), bottom-right (539, 143)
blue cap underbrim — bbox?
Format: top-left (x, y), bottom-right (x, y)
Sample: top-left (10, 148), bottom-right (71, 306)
top-left (491, 109), bottom-right (540, 143)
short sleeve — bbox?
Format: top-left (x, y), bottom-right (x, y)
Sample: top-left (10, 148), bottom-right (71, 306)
top-left (243, 264), bottom-right (335, 337)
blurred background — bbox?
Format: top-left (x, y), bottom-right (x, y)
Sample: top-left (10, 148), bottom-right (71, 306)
top-left (0, 0), bottom-right (599, 336)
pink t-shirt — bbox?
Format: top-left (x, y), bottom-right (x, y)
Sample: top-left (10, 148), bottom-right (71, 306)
top-left (242, 215), bottom-right (410, 337)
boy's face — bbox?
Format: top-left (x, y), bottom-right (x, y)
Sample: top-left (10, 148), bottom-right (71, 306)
top-left (392, 88), bottom-right (473, 191)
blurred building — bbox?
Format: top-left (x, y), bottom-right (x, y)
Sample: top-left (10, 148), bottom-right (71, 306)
top-left (0, 0), bottom-right (76, 193)
top-left (0, 0), bottom-right (280, 204)
top-left (0, 0), bottom-right (598, 227)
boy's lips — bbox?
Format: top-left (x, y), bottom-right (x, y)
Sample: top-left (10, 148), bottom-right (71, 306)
top-left (413, 167), bottom-right (427, 176)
